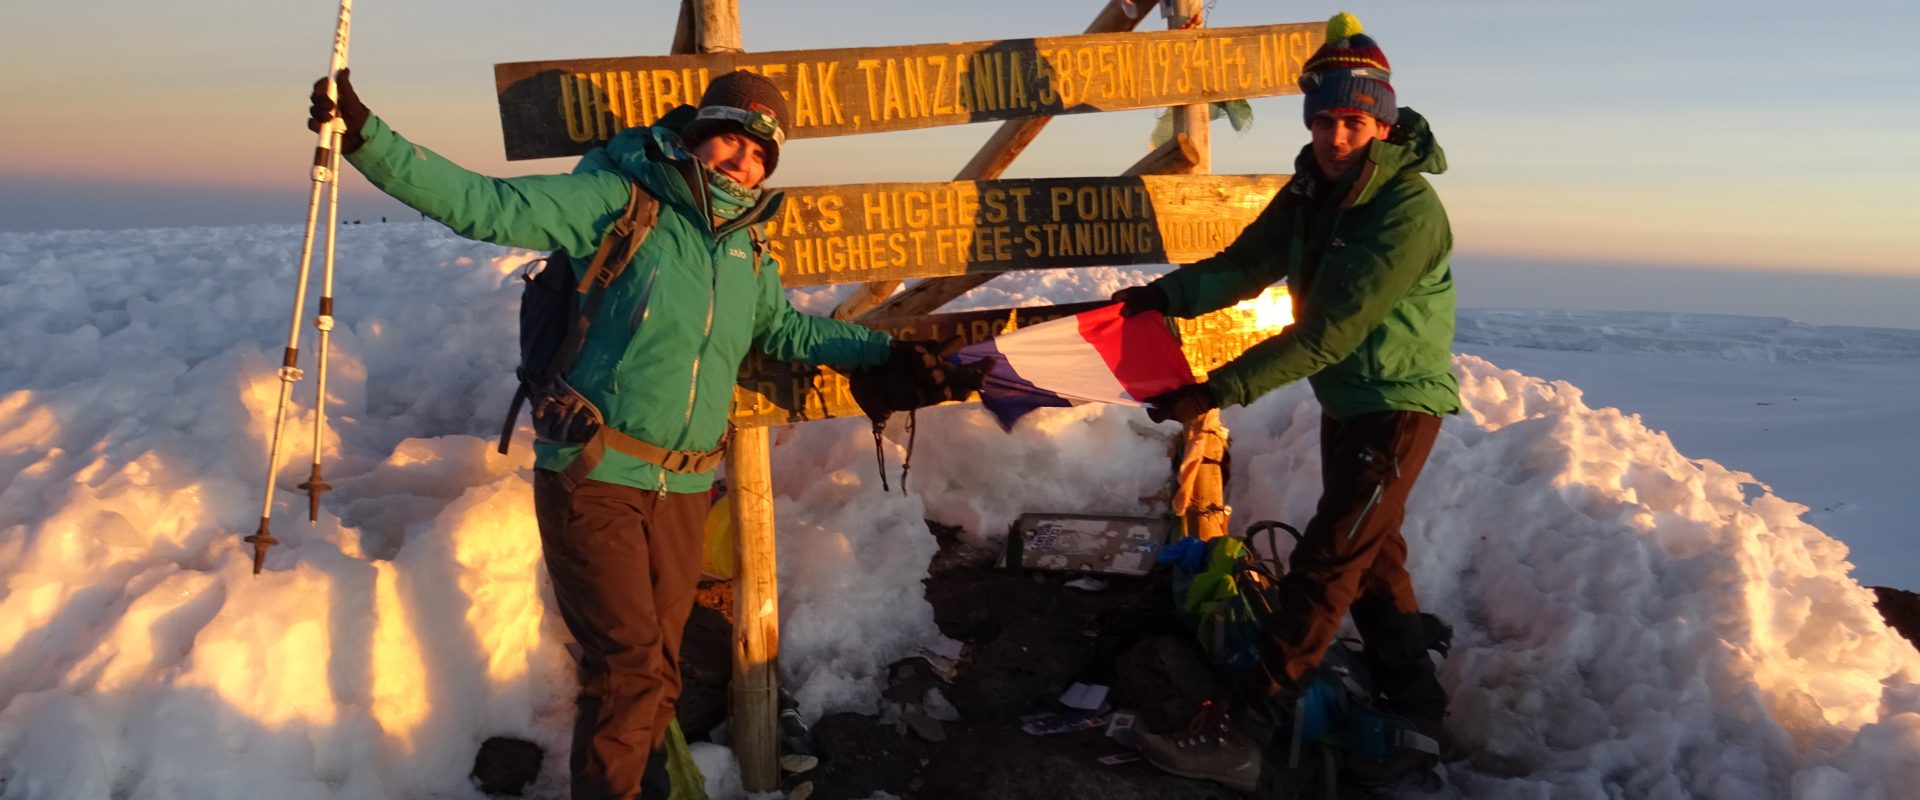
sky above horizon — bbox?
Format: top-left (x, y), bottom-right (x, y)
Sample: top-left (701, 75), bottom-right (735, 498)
top-left (3, 0), bottom-right (1917, 279)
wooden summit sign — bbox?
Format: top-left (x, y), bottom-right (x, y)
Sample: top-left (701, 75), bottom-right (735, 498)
top-left (767, 173), bottom-right (1285, 288)
top-left (497, 22), bottom-right (1322, 160)
top-left (731, 299), bottom-right (1277, 428)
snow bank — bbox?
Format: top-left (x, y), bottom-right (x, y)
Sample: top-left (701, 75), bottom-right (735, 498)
top-left (1, 224), bottom-right (1916, 798)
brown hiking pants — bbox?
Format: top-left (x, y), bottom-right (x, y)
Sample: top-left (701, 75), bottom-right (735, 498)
top-left (1266, 410), bottom-right (1445, 714)
top-left (534, 471), bottom-right (710, 800)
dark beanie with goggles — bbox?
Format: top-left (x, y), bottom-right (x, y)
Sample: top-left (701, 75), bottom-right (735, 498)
top-left (681, 70), bottom-right (790, 178)
top-left (1298, 12), bottom-right (1398, 128)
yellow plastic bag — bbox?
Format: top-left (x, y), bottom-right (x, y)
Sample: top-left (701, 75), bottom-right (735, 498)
top-left (701, 499), bottom-right (736, 580)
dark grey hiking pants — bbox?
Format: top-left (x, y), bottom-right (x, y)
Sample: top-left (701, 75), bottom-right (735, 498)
top-left (534, 471), bottom-right (710, 800)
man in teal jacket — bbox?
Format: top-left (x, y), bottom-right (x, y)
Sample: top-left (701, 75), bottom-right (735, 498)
top-left (311, 69), bottom-right (964, 799)
top-left (1118, 14), bottom-right (1458, 788)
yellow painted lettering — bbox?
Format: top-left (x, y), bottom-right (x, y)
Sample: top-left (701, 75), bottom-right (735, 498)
top-left (1097, 45), bottom-right (1118, 101)
top-left (1049, 187), bottom-right (1074, 220)
top-left (930, 55), bottom-right (953, 115)
top-left (881, 59), bottom-right (906, 121)
top-left (818, 194), bottom-right (844, 233)
top-left (1006, 51), bottom-right (1028, 110)
top-left (651, 70), bottom-right (681, 118)
top-left (793, 61), bottom-right (819, 126)
top-left (856, 59), bottom-right (883, 121)
top-left (818, 62), bottom-right (844, 124)
top-left (904, 56), bottom-right (932, 118)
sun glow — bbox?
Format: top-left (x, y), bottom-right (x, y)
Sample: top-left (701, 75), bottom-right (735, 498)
top-left (1237, 286), bottom-right (1294, 331)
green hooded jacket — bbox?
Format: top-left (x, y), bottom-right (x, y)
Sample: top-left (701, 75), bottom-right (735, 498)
top-left (345, 114), bottom-right (891, 493)
top-left (1152, 108), bottom-right (1460, 421)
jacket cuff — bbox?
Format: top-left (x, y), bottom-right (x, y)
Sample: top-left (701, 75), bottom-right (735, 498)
top-left (858, 331), bottom-right (894, 369)
top-left (1151, 275), bottom-right (1191, 318)
top-left (1205, 372), bottom-right (1246, 408)
top-left (343, 115), bottom-right (398, 171)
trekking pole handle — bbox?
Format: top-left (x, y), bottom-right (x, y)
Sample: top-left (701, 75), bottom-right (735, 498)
top-left (304, 2), bottom-right (354, 184)
top-left (318, 0), bottom-right (354, 140)
top-left (325, 2), bottom-right (353, 80)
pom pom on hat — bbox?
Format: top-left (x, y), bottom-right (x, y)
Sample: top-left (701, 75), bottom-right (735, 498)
top-left (1325, 12), bottom-right (1363, 42)
top-left (1299, 12), bottom-right (1398, 127)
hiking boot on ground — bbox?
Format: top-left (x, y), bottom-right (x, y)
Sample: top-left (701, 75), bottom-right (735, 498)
top-left (1134, 701), bottom-right (1261, 793)
top-left (1407, 713), bottom-right (1460, 762)
top-left (1340, 713), bottom-right (1451, 788)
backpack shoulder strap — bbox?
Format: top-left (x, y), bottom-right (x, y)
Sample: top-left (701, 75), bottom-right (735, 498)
top-left (498, 182), bottom-right (661, 456)
top-left (552, 182), bottom-right (658, 378)
top-left (577, 182), bottom-right (660, 295)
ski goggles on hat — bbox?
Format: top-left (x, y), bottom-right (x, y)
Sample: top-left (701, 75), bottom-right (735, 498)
top-left (1297, 66), bottom-right (1392, 92)
top-left (694, 105), bottom-right (786, 146)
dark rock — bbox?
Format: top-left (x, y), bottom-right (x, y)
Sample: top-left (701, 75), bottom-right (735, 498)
top-left (885, 656), bottom-right (944, 705)
top-left (1113, 635), bottom-right (1228, 733)
top-left (917, 720), bottom-right (1245, 800)
top-left (676, 604), bottom-right (732, 740)
top-left (1873, 586), bottom-right (1920, 649)
top-left (809, 712), bottom-right (931, 799)
top-left (470, 736), bottom-right (543, 796)
top-left (947, 612), bottom-right (1096, 719)
top-left (926, 564), bottom-right (1190, 723)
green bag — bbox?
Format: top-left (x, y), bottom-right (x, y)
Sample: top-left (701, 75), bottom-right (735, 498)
top-left (665, 719), bottom-right (708, 800)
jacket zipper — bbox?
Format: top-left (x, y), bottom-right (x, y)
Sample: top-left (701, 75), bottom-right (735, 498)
top-left (662, 159), bottom-right (777, 489)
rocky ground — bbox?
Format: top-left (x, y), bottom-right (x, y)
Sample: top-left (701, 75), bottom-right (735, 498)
top-left (475, 550), bottom-right (1920, 799)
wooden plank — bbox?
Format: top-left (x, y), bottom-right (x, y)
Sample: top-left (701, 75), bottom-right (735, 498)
top-left (850, 117), bottom-right (1203, 322)
top-left (495, 22), bottom-right (1322, 159)
top-left (1167, 0), bottom-right (1225, 542)
top-left (767, 172), bottom-right (1283, 288)
top-left (730, 298), bottom-right (1276, 427)
top-left (827, 0), bottom-right (1164, 321)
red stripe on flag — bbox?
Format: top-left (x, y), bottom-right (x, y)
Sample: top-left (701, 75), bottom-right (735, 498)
top-left (1078, 304), bottom-right (1197, 401)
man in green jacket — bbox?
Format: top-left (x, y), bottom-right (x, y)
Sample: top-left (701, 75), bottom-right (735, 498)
top-left (1117, 13), bottom-right (1458, 787)
top-left (310, 69), bottom-right (967, 799)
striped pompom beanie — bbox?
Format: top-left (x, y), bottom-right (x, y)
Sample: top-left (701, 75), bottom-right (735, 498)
top-left (1298, 12), bottom-right (1398, 127)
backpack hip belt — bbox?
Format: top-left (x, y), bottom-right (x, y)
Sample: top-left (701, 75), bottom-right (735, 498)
top-left (558, 424), bottom-right (730, 492)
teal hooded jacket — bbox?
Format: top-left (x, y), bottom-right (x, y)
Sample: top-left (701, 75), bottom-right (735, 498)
top-left (345, 114), bottom-right (891, 492)
top-left (1152, 108), bottom-right (1460, 421)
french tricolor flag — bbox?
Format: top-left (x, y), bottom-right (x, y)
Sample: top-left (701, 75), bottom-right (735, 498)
top-left (952, 303), bottom-right (1198, 431)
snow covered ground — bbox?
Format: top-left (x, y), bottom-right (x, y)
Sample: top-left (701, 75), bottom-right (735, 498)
top-left (1, 222), bottom-right (1917, 798)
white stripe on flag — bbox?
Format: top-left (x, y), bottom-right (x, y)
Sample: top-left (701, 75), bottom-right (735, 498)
top-left (996, 314), bottom-right (1143, 406)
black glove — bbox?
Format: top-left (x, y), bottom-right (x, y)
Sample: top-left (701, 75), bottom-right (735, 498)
top-left (308, 67), bottom-right (370, 154)
top-left (1111, 284), bottom-right (1169, 318)
top-left (849, 338), bottom-right (992, 424)
top-left (1144, 383), bottom-right (1218, 424)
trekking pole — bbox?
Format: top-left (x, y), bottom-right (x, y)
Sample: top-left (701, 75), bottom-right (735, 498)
top-left (298, 116), bottom-right (344, 524)
top-left (248, 0), bottom-right (353, 575)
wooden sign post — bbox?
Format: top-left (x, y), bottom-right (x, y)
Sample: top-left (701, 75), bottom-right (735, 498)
top-left (1167, 0), bottom-right (1229, 543)
top-left (500, 0), bottom-right (1312, 789)
top-left (661, 2), bottom-right (781, 792)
